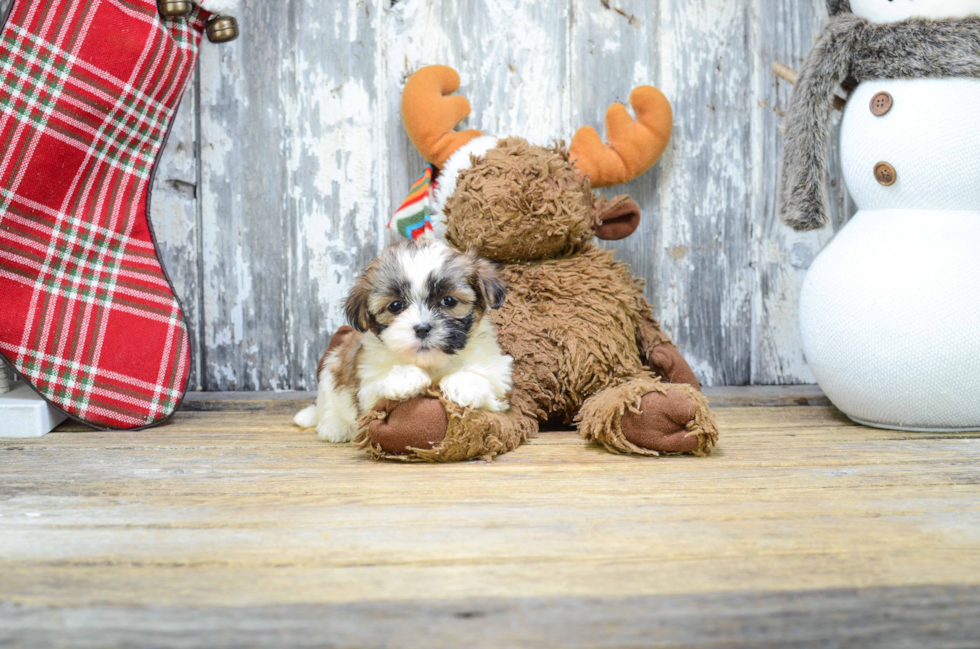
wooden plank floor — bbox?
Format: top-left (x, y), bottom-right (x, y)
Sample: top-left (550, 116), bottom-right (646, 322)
top-left (2, 390), bottom-right (979, 647)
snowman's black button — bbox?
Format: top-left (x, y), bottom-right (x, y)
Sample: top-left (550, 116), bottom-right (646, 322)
top-left (874, 162), bottom-right (897, 186)
top-left (870, 92), bottom-right (893, 116)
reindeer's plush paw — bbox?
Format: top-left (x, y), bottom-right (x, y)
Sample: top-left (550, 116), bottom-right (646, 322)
top-left (366, 397), bottom-right (449, 455)
top-left (648, 343), bottom-right (701, 390)
top-left (620, 389), bottom-right (701, 453)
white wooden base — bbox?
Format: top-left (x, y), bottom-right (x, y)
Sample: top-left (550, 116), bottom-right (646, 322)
top-left (0, 381), bottom-right (67, 438)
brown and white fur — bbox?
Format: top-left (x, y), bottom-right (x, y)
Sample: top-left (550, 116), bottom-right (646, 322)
top-left (294, 239), bottom-right (513, 442)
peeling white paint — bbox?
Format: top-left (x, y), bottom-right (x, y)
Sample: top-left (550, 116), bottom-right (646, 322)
top-left (385, 0), bottom-right (568, 149)
top-left (748, 0), bottom-right (843, 384)
top-left (149, 0), bottom-right (844, 390)
top-left (151, 76), bottom-right (203, 390)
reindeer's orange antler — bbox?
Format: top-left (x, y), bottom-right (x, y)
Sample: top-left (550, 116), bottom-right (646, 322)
top-left (569, 86), bottom-right (672, 188)
top-left (401, 66), bottom-right (484, 168)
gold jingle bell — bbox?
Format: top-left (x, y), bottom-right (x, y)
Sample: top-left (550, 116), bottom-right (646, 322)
top-left (158, 0), bottom-right (193, 18)
top-left (207, 15), bottom-right (240, 43)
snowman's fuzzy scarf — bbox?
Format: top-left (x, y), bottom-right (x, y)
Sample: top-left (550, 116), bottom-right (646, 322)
top-left (779, 14), bottom-right (980, 231)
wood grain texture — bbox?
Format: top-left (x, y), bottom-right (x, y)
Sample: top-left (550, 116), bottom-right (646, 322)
top-left (2, 400), bottom-right (979, 645)
top-left (584, 0), bottom-right (754, 386)
top-left (146, 0), bottom-right (854, 388)
top-left (152, 73), bottom-right (204, 391)
top-left (196, 1), bottom-right (385, 391)
top-left (384, 0), bottom-right (570, 227)
top-left (750, 0), bottom-right (852, 384)
top-left (4, 586), bottom-right (980, 648)
top-left (168, 384), bottom-right (832, 415)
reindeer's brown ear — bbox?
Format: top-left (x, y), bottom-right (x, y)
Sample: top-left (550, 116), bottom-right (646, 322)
top-left (594, 195), bottom-right (641, 240)
top-left (344, 283), bottom-right (372, 333)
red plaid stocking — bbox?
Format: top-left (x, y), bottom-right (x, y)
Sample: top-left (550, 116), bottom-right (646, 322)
top-left (0, 0), bottom-right (208, 429)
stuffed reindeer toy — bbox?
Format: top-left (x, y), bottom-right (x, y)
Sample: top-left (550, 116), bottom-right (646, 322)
top-left (344, 65), bottom-right (719, 461)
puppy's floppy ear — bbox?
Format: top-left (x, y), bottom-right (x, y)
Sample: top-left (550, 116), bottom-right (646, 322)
top-left (474, 256), bottom-right (508, 310)
top-left (344, 281), bottom-right (372, 332)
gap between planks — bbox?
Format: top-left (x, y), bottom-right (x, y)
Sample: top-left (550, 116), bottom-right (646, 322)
top-left (172, 384), bottom-right (832, 415)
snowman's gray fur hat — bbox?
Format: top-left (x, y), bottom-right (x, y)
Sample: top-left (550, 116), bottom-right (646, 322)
top-left (778, 12), bottom-right (980, 231)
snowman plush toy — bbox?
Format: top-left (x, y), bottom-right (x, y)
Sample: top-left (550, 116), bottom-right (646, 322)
top-left (779, 0), bottom-right (980, 431)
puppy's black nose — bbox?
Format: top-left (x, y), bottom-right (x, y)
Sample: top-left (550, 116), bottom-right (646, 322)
top-left (414, 323), bottom-right (432, 339)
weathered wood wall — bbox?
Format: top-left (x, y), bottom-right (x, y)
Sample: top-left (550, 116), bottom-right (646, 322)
top-left (148, 0), bottom-right (851, 391)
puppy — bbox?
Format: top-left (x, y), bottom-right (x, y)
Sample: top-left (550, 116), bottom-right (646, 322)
top-left (294, 239), bottom-right (513, 443)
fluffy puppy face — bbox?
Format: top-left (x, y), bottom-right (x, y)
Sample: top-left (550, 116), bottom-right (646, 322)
top-left (345, 240), bottom-right (507, 367)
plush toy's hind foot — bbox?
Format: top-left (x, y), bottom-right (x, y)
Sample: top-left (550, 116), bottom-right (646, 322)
top-left (578, 376), bottom-right (718, 456)
top-left (356, 394), bottom-right (536, 462)
top-left (620, 389), bottom-right (706, 453)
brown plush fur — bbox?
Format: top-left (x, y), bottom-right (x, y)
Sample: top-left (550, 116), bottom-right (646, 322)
top-left (577, 377), bottom-right (717, 456)
top-left (493, 244), bottom-right (660, 422)
top-left (359, 138), bottom-right (719, 461)
top-left (356, 389), bottom-right (534, 462)
top-left (444, 138), bottom-right (595, 262)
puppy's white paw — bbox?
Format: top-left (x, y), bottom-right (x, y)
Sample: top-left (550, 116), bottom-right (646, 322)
top-left (294, 405), bottom-right (317, 429)
top-left (316, 417), bottom-right (356, 443)
top-left (381, 365), bottom-right (432, 401)
top-left (440, 371), bottom-right (509, 412)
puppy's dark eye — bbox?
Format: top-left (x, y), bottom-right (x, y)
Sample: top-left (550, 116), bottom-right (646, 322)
top-left (387, 301), bottom-right (404, 314)
top-left (440, 296), bottom-right (458, 308)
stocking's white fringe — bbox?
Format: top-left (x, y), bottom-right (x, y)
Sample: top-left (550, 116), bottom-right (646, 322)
top-left (202, 0), bottom-right (241, 15)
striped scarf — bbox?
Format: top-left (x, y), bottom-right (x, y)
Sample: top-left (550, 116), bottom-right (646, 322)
top-left (389, 165), bottom-right (437, 240)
